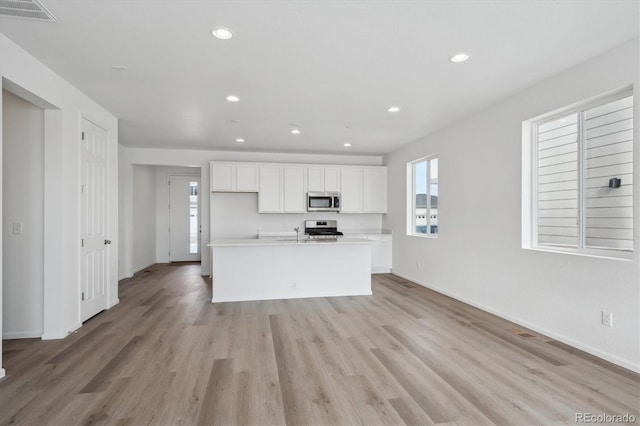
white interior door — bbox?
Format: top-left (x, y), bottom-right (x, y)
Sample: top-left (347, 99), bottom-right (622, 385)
top-left (169, 175), bottom-right (201, 262)
top-left (80, 118), bottom-right (109, 322)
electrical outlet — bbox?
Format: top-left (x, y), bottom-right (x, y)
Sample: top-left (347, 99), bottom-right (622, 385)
top-left (12, 222), bottom-right (23, 234)
top-left (602, 311), bottom-right (613, 327)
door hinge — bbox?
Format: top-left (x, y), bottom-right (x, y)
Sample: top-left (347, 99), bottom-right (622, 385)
top-left (81, 292), bottom-right (85, 301)
top-left (81, 131), bottom-right (85, 140)
top-left (81, 184), bottom-right (85, 194)
top-left (81, 238), bottom-right (84, 247)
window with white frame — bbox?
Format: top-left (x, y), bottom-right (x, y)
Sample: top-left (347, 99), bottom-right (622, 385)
top-left (526, 89), bottom-right (634, 256)
top-left (408, 155), bottom-right (438, 236)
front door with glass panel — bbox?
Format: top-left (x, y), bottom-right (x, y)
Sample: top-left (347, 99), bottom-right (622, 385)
top-left (169, 175), bottom-right (201, 262)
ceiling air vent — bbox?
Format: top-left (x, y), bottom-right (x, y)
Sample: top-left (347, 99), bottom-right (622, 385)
top-left (0, 0), bottom-right (59, 22)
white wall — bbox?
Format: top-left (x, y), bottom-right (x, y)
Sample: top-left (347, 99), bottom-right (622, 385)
top-left (118, 145), bottom-right (132, 279)
top-left (154, 166), bottom-right (200, 263)
top-left (0, 33), bottom-right (118, 379)
top-left (120, 146), bottom-right (384, 275)
top-left (2, 90), bottom-right (44, 339)
top-left (132, 165), bottom-right (157, 273)
top-left (384, 39), bottom-right (640, 372)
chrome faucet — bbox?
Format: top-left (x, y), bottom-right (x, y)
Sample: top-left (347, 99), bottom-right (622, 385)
top-left (294, 227), bottom-right (300, 242)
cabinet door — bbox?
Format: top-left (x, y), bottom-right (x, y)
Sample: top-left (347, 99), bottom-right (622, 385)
top-left (363, 167), bottom-right (387, 213)
top-left (307, 167), bottom-right (324, 192)
top-left (340, 167), bottom-right (363, 213)
top-left (324, 167), bottom-right (341, 192)
top-left (284, 166), bottom-right (306, 213)
top-left (236, 164), bottom-right (259, 192)
top-left (369, 234), bottom-right (392, 273)
top-left (210, 163), bottom-right (235, 191)
top-left (258, 166), bottom-right (283, 212)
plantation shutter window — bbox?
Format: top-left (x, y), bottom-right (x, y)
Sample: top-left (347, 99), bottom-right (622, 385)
top-left (537, 113), bottom-right (579, 247)
top-left (534, 92), bottom-right (633, 253)
top-left (583, 95), bottom-right (634, 250)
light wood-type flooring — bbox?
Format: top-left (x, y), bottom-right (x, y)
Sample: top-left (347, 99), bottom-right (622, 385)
top-left (1, 263), bottom-right (638, 425)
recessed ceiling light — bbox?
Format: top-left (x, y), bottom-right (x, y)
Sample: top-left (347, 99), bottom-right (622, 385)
top-left (236, 138), bottom-right (245, 143)
top-left (211, 27), bottom-right (233, 40)
top-left (291, 129), bottom-right (301, 135)
top-left (226, 95), bottom-right (240, 102)
top-left (344, 143), bottom-right (351, 147)
top-left (450, 52), bottom-right (470, 63)
top-left (388, 106), bottom-right (400, 113)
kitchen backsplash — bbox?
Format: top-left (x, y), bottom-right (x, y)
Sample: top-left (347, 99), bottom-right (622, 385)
top-left (212, 192), bottom-right (382, 239)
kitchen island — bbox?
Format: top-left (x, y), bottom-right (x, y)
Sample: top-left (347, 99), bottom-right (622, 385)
top-left (207, 238), bottom-right (372, 303)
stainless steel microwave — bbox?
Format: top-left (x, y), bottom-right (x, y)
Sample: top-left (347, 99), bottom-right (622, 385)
top-left (307, 192), bottom-right (341, 212)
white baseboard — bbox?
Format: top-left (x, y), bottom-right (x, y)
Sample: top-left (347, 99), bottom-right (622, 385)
top-left (132, 262), bottom-right (156, 275)
top-left (372, 267), bottom-right (391, 274)
top-left (0, 368), bottom-right (5, 379)
top-left (41, 321), bottom-right (82, 340)
top-left (2, 330), bottom-right (43, 339)
top-left (212, 290), bottom-right (372, 303)
top-left (118, 273), bottom-right (133, 280)
top-left (391, 270), bottom-right (640, 374)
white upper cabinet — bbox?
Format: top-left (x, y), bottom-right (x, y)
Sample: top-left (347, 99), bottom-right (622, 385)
top-left (363, 167), bottom-right (387, 213)
top-left (307, 166), bottom-right (341, 192)
top-left (210, 162), bottom-right (258, 192)
top-left (324, 167), bottom-right (341, 192)
top-left (340, 167), bottom-right (364, 213)
top-left (259, 165), bottom-right (306, 213)
top-left (307, 166), bottom-right (324, 192)
top-left (341, 166), bottom-right (387, 213)
top-left (210, 163), bottom-right (235, 191)
top-left (236, 164), bottom-right (259, 191)
top-left (212, 161), bottom-right (386, 213)
top-left (283, 166), bottom-right (306, 213)
top-left (258, 165), bottom-right (283, 212)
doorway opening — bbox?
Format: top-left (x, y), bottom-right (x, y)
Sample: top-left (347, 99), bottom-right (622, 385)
top-left (169, 174), bottom-right (201, 262)
top-left (2, 88), bottom-right (45, 339)
top-left (189, 180), bottom-right (199, 255)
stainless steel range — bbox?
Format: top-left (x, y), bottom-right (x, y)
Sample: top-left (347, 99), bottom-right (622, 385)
top-left (304, 220), bottom-right (344, 240)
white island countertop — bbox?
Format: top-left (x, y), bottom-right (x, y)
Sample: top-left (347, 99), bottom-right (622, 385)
top-left (207, 237), bottom-right (371, 247)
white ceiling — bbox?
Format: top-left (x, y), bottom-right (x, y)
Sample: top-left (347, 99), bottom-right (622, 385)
top-left (1, 0), bottom-right (638, 155)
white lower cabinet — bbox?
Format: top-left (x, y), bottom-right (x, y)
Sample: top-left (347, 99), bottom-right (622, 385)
top-left (349, 234), bottom-right (392, 273)
top-left (369, 234), bottom-right (392, 273)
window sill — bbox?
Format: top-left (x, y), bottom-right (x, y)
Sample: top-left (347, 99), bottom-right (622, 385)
top-left (409, 234), bottom-right (438, 239)
top-left (523, 246), bottom-right (633, 262)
